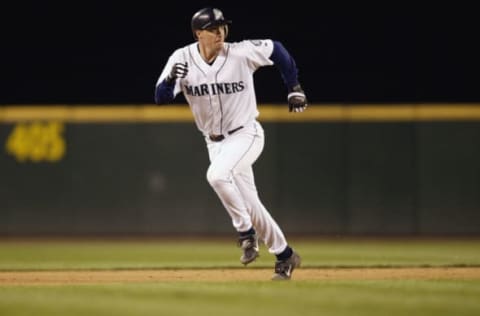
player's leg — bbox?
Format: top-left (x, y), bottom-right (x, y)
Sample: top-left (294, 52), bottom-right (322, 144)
top-left (206, 122), bottom-right (264, 264)
top-left (231, 123), bottom-right (301, 279)
top-left (222, 121), bottom-right (288, 254)
top-left (233, 166), bottom-right (289, 255)
top-left (205, 124), bottom-right (263, 233)
top-left (233, 168), bottom-right (300, 279)
top-left (206, 146), bottom-right (251, 232)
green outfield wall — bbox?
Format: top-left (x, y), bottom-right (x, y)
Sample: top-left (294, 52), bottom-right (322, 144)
top-left (1, 105), bottom-right (479, 235)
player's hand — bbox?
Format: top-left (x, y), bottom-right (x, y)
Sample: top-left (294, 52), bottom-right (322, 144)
top-left (166, 62), bottom-right (188, 84)
top-left (288, 84), bottom-right (308, 113)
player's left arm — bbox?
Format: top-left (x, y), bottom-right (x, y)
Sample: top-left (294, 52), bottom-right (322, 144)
top-left (269, 41), bottom-right (308, 112)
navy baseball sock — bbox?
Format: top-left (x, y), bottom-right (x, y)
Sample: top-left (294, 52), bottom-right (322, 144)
top-left (276, 246), bottom-right (293, 261)
top-left (239, 227), bottom-right (256, 237)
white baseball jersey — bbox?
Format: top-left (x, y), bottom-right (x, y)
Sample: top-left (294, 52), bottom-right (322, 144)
top-left (156, 39), bottom-right (274, 136)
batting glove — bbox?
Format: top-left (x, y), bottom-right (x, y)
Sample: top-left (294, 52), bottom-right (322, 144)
top-left (166, 62), bottom-right (188, 84)
top-left (288, 84), bottom-right (308, 113)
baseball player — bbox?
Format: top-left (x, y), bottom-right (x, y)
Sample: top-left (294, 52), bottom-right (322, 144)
top-left (154, 7), bottom-right (307, 280)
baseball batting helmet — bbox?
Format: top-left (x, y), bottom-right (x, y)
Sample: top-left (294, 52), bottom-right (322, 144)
top-left (191, 7), bottom-right (232, 38)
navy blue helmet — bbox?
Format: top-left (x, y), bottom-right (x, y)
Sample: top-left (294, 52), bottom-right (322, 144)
top-left (191, 7), bottom-right (232, 38)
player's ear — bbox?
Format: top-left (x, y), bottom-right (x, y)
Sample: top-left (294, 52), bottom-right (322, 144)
top-left (195, 29), bottom-right (202, 40)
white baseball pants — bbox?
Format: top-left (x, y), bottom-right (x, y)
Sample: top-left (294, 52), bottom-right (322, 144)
top-left (206, 120), bottom-right (288, 254)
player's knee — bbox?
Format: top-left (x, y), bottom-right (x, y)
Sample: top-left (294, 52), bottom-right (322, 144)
top-left (206, 168), bottom-right (230, 187)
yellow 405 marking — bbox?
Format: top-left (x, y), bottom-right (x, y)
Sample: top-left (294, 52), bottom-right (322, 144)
top-left (5, 121), bottom-right (66, 163)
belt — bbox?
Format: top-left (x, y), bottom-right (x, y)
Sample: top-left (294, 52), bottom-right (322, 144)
top-left (209, 126), bottom-right (244, 142)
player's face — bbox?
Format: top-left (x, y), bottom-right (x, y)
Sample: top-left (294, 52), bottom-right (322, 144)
top-left (197, 25), bottom-right (226, 49)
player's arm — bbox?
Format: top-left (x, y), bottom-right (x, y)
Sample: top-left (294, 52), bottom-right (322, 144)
top-left (154, 62), bottom-right (188, 105)
top-left (154, 80), bottom-right (175, 105)
top-left (269, 41), bottom-right (299, 90)
top-left (269, 41), bottom-right (308, 112)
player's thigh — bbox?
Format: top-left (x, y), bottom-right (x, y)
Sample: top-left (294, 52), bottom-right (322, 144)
top-left (224, 132), bottom-right (263, 172)
top-left (208, 133), bottom-right (263, 179)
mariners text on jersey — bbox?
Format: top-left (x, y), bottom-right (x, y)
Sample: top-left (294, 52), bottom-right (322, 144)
top-left (184, 81), bottom-right (245, 97)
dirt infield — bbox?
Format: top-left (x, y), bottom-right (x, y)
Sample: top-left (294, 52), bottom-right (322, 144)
top-left (1, 267), bottom-right (480, 285)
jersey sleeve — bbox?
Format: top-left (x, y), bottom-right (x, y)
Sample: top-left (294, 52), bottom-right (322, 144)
top-left (237, 39), bottom-right (275, 71)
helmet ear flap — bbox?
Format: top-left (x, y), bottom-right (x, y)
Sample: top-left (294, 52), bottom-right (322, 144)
top-left (223, 25), bottom-right (229, 39)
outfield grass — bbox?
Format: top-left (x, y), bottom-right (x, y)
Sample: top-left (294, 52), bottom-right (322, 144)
top-left (1, 238), bottom-right (479, 270)
top-left (1, 238), bottom-right (480, 316)
top-left (1, 280), bottom-right (480, 316)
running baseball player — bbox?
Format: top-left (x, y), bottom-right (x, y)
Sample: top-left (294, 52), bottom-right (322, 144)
top-left (154, 7), bottom-right (307, 280)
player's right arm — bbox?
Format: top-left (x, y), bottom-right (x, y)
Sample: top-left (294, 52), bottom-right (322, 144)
top-left (154, 50), bottom-right (188, 105)
top-left (154, 79), bottom-right (175, 105)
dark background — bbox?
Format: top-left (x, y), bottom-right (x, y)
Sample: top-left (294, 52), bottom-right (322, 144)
top-left (2, 2), bottom-right (478, 104)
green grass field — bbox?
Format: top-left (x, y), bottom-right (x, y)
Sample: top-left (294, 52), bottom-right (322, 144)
top-left (1, 237), bottom-right (480, 316)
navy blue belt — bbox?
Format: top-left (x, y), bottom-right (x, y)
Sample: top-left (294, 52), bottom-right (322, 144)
top-left (209, 126), bottom-right (244, 142)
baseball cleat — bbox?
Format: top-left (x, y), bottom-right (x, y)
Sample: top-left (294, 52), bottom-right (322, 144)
top-left (271, 251), bottom-right (301, 280)
top-left (238, 234), bottom-right (260, 265)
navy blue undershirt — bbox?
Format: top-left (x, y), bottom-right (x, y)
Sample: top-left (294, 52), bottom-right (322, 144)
top-left (269, 40), bottom-right (300, 92)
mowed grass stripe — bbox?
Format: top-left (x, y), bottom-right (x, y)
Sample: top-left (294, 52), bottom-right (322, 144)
top-left (1, 267), bottom-right (480, 285)
top-left (1, 280), bottom-right (480, 316)
top-left (1, 239), bottom-right (480, 271)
